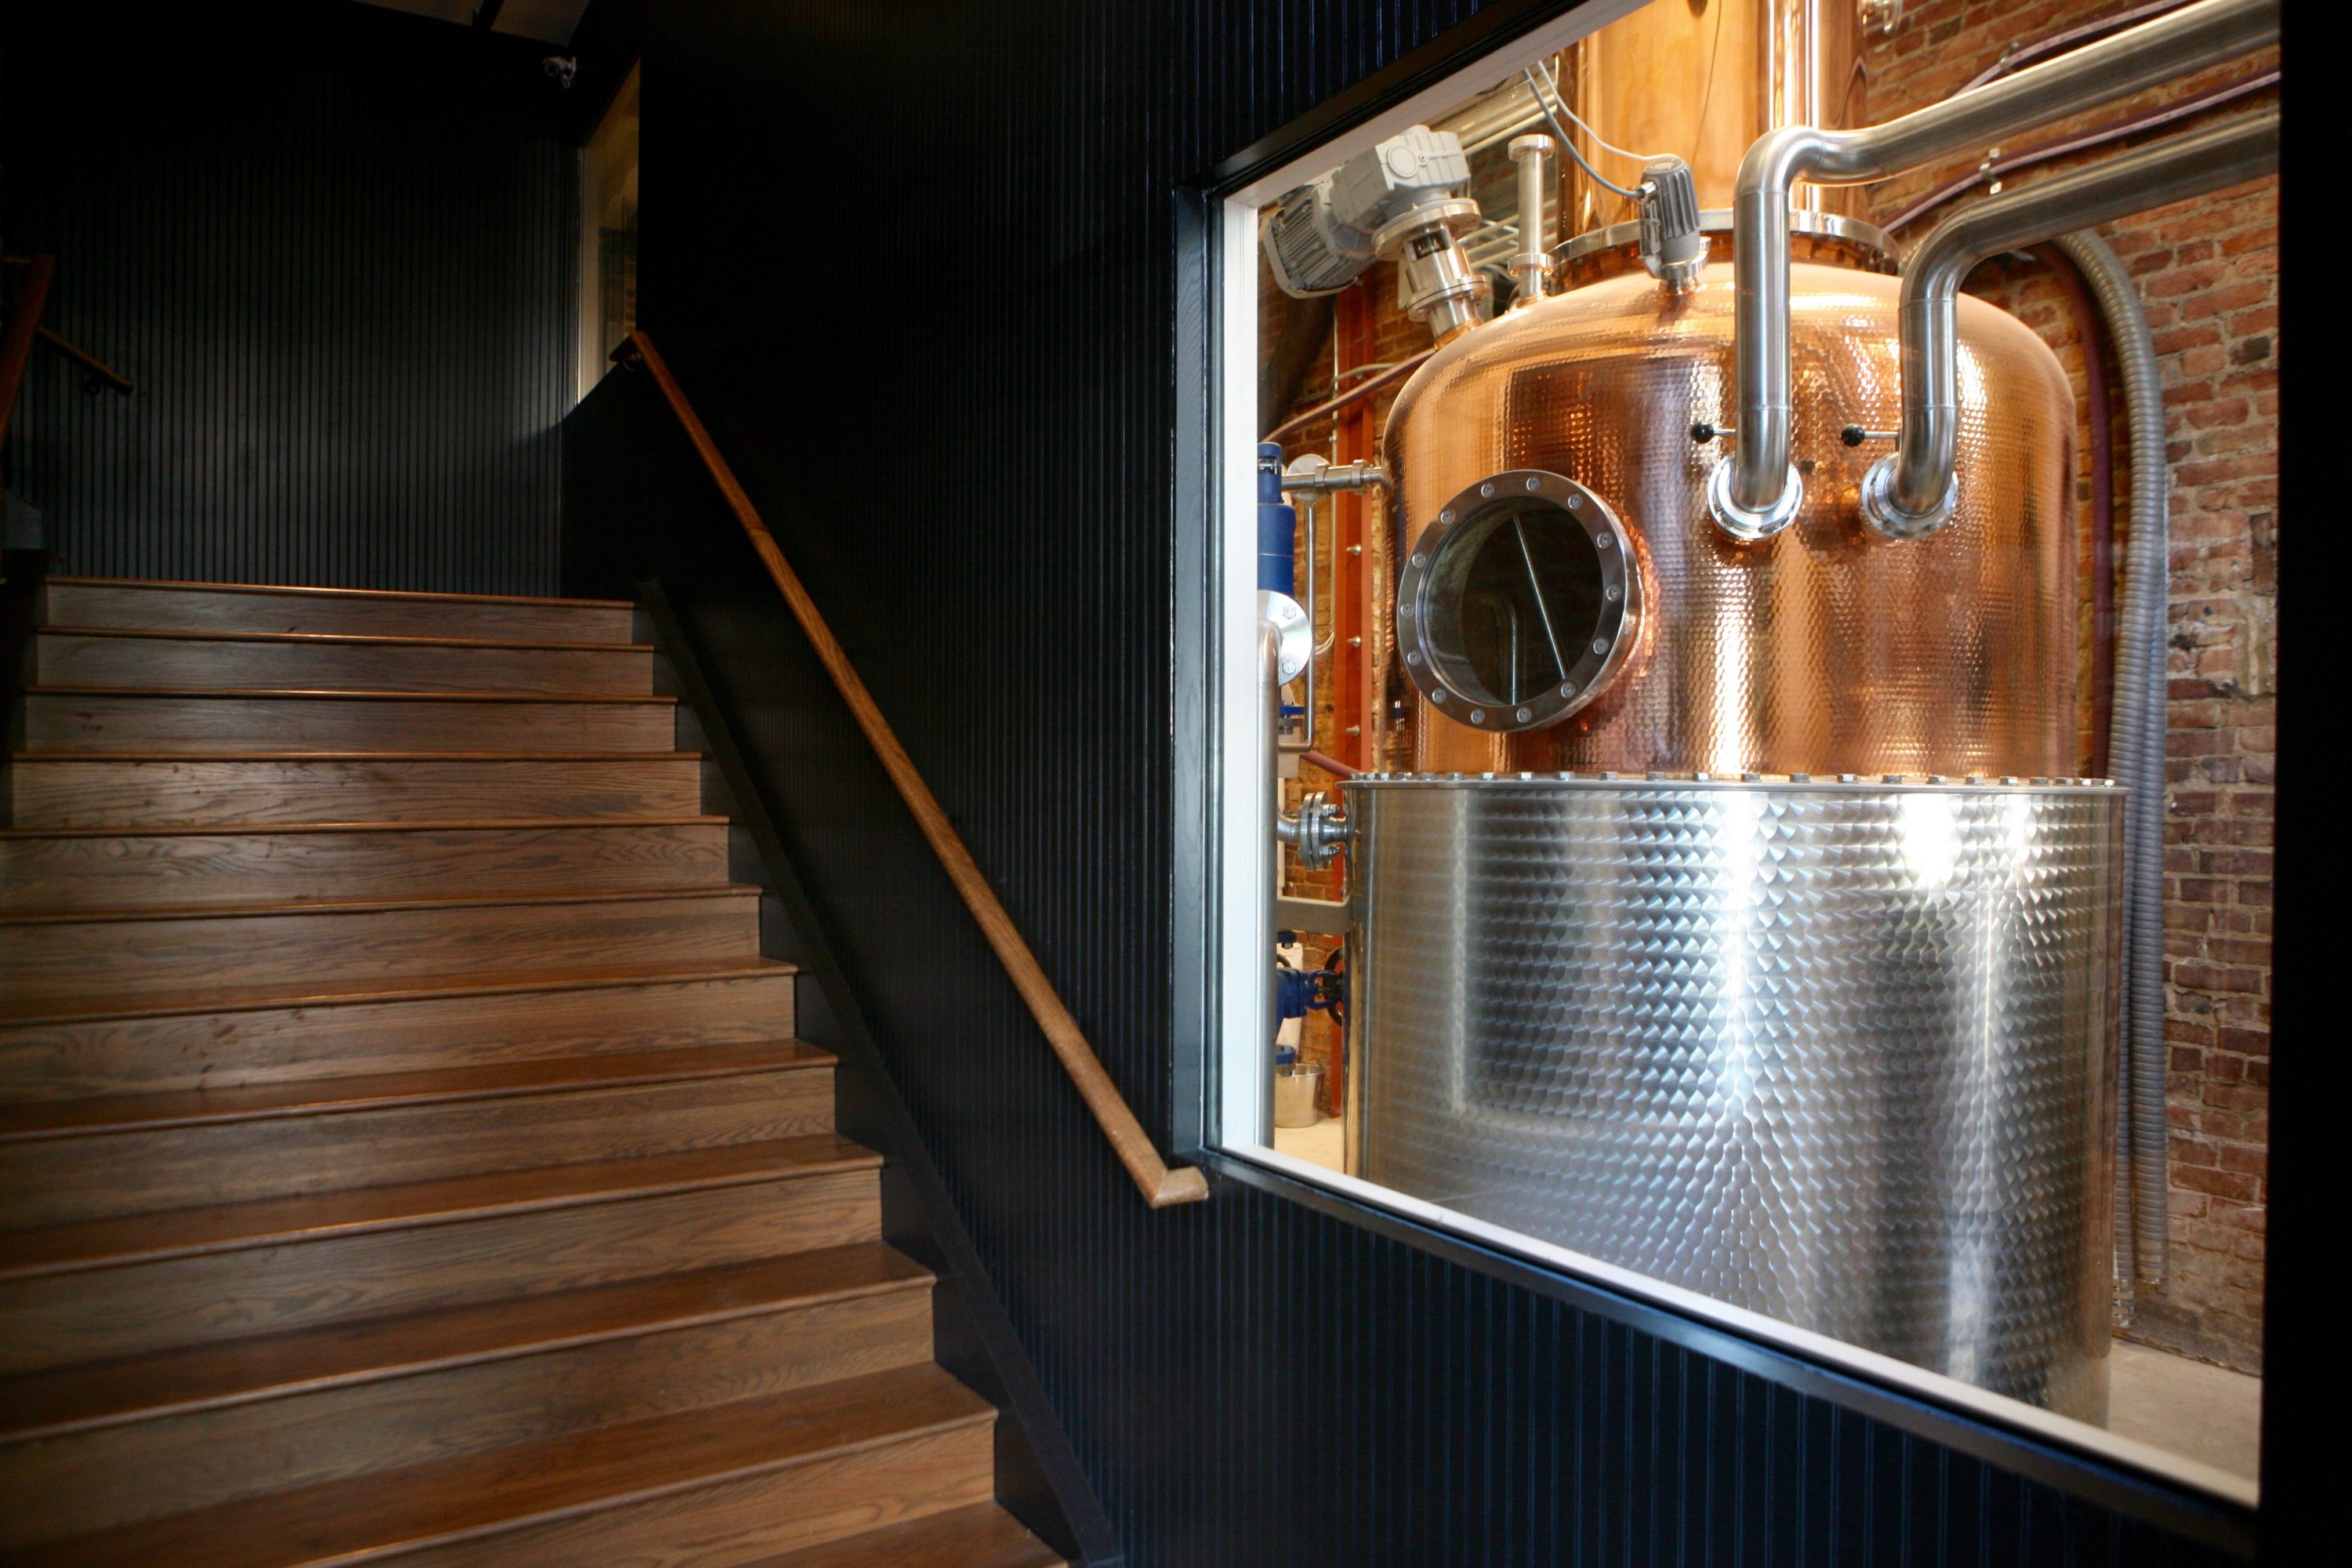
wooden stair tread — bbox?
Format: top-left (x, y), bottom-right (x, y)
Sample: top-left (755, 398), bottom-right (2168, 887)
top-left (2, 575), bottom-right (1034, 1567)
top-left (39, 626), bottom-right (652, 653)
top-left (0, 1135), bottom-right (877, 1279)
top-left (0, 1243), bottom-right (931, 1442)
top-left (44, 575), bottom-right (637, 611)
top-left (0, 887), bottom-right (765, 1003)
top-left (735, 1504), bottom-right (1065, 1568)
top-left (12, 749), bottom-right (702, 761)
top-left (0, 955), bottom-right (797, 1026)
top-left (9, 1363), bottom-right (993, 1568)
top-left (0, 815), bottom-right (726, 840)
top-left (0, 881), bottom-right (761, 927)
top-left (0, 1040), bottom-right (831, 1142)
top-left (25, 684), bottom-right (675, 704)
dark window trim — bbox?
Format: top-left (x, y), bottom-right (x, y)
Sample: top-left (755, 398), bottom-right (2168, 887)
top-left (1167, 1), bottom-right (2270, 1552)
top-left (1206, 1149), bottom-right (2255, 1557)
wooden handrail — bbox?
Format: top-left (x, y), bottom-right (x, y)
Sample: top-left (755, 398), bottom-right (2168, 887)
top-left (618, 330), bottom-right (1210, 1208)
top-left (34, 325), bottom-right (135, 397)
top-left (0, 253), bottom-right (57, 459)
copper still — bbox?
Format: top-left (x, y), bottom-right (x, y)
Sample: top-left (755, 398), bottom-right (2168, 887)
top-left (1381, 1), bottom-right (2078, 780)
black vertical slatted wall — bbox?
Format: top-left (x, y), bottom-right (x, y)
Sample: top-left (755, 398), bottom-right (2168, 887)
top-left (561, 1), bottom-right (2255, 1563)
top-left (1, 3), bottom-right (575, 593)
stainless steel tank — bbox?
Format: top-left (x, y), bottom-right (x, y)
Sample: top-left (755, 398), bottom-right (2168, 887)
top-left (1342, 773), bottom-right (2123, 1419)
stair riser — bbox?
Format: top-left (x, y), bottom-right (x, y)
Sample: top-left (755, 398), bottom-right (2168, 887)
top-left (0, 971), bottom-right (798, 1101)
top-left (0, 1071), bottom-right (837, 1227)
top-left (0, 893), bottom-right (762, 1003)
top-left (24, 694), bottom-right (676, 753)
top-left (42, 583), bottom-right (638, 643)
top-left (0, 1171), bottom-right (881, 1375)
top-left (0, 824), bottom-right (731, 912)
top-left (35, 634), bottom-right (655, 698)
top-left (389, 1421), bottom-right (996, 1568)
top-left (0, 1288), bottom-right (934, 1547)
top-left (9, 757), bottom-right (706, 829)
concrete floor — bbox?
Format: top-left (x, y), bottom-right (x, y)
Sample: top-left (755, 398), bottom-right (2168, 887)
top-left (2107, 1339), bottom-right (2263, 1479)
top-left (1272, 1115), bottom-right (2263, 1478)
top-left (1272, 1114), bottom-right (1345, 1171)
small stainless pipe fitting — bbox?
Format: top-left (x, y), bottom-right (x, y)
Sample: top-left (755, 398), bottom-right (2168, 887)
top-left (1713, 0), bottom-right (2278, 536)
top-left (1863, 108), bottom-right (2278, 539)
top-left (1508, 134), bottom-right (1555, 304)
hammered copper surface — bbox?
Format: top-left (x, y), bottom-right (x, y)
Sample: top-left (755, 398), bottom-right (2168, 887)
top-left (1381, 258), bottom-right (2078, 778)
top-left (1343, 776), bottom-right (2122, 1419)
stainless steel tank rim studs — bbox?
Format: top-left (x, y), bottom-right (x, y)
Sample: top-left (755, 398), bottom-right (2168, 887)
top-left (1338, 771), bottom-right (2118, 796)
top-left (1706, 456), bottom-right (1805, 541)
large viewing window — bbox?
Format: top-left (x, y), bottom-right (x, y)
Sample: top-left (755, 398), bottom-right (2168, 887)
top-left (1189, 0), bottom-right (2275, 1515)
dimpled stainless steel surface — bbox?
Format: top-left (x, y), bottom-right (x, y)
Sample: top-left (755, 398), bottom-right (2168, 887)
top-left (1344, 776), bottom-right (2122, 1419)
top-left (1381, 257), bottom-right (2078, 780)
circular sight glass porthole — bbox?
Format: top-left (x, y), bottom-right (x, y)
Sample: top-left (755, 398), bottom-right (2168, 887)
top-left (1399, 471), bottom-right (1634, 731)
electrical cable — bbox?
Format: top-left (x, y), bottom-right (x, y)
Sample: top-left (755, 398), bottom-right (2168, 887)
top-left (1689, 0), bottom-right (1728, 170)
top-left (1520, 67), bottom-right (1646, 201)
top-left (1528, 60), bottom-right (1662, 165)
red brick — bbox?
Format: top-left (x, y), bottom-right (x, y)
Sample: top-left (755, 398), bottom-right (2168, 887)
top-left (2171, 1164), bottom-right (2259, 1202)
top-left (2218, 1145), bottom-right (2267, 1178)
top-left (2204, 1082), bottom-right (2269, 1113)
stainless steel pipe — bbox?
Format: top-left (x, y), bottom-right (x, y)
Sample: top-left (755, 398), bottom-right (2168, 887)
top-left (1712, 0), bottom-right (2278, 534)
top-left (1508, 133), bottom-right (1555, 303)
top-left (1863, 109), bottom-right (2279, 537)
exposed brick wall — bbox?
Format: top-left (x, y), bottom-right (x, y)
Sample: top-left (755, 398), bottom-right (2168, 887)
top-left (1263, 275), bottom-right (1439, 1102)
top-left (1864, 0), bottom-right (2278, 1375)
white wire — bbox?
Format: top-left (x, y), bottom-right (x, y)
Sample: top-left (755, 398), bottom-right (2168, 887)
top-left (1521, 69), bottom-right (1645, 201)
top-left (1528, 59), bottom-right (1667, 168)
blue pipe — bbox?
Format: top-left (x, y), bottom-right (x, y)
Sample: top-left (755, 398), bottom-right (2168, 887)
top-left (1257, 442), bottom-right (1297, 597)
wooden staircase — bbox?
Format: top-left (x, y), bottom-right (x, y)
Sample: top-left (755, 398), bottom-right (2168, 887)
top-left (0, 576), bottom-right (1064, 1568)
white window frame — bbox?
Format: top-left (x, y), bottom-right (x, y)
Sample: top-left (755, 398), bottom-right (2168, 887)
top-left (1189, 1), bottom-right (2255, 1511)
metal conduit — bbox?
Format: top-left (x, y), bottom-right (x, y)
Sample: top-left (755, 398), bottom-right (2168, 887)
top-left (2056, 227), bottom-right (2173, 1287)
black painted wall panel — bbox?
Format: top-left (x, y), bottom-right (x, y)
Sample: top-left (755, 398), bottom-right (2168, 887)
top-left (564, 1), bottom-right (2251, 1562)
top-left (2, 2), bottom-right (574, 592)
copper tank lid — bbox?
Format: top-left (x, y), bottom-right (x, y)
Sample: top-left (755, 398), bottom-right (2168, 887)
top-left (1552, 208), bottom-right (1898, 274)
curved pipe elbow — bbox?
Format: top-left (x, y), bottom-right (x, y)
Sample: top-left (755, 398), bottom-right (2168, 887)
top-left (1719, 0), bottom-right (2275, 543)
top-left (1864, 107), bottom-right (2278, 540)
top-left (1722, 127), bottom-right (1832, 523)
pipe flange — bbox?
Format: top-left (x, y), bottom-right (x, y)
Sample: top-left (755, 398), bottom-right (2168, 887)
top-left (1294, 791), bottom-right (1352, 869)
top-left (1260, 590), bottom-right (1311, 682)
top-left (1704, 458), bottom-right (1804, 542)
top-left (1859, 454), bottom-right (1959, 539)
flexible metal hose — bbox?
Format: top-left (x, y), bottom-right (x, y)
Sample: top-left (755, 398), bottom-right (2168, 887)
top-left (2055, 228), bottom-right (2168, 1287)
